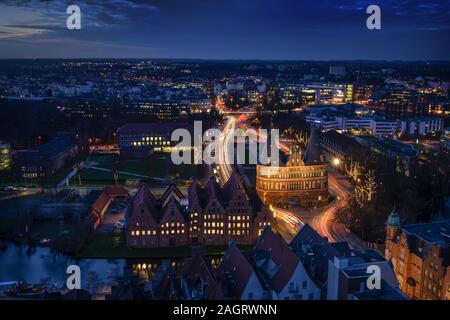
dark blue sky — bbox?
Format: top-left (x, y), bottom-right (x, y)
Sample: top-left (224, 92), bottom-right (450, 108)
top-left (0, 0), bottom-right (449, 60)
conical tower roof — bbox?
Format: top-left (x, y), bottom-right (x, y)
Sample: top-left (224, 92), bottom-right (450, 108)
top-left (386, 207), bottom-right (401, 227)
top-left (303, 126), bottom-right (323, 165)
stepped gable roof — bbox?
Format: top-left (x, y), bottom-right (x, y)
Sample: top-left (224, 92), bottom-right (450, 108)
top-left (222, 170), bottom-right (248, 201)
top-left (253, 226), bottom-right (299, 293)
top-left (188, 177), bottom-right (225, 210)
top-left (215, 241), bottom-right (255, 299)
top-left (159, 194), bottom-right (187, 222)
top-left (127, 183), bottom-right (156, 218)
top-left (188, 172), bottom-right (252, 212)
top-left (303, 126), bottom-right (323, 165)
top-left (160, 183), bottom-right (184, 204)
top-left (286, 145), bottom-right (304, 166)
top-left (127, 183), bottom-right (187, 224)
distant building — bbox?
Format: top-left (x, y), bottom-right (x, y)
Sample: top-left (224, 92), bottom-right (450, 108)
top-left (116, 122), bottom-right (192, 158)
top-left (307, 114), bottom-right (399, 137)
top-left (0, 143), bottom-right (11, 171)
top-left (385, 211), bottom-right (450, 300)
top-left (124, 100), bottom-right (189, 120)
top-left (369, 89), bottom-right (419, 118)
top-left (354, 135), bottom-right (419, 177)
top-left (256, 126), bottom-right (328, 208)
top-left (278, 83), bottom-right (353, 106)
top-left (329, 66), bottom-right (346, 77)
top-left (13, 132), bottom-right (78, 179)
top-left (321, 130), bottom-right (368, 170)
top-left (399, 116), bottom-right (444, 137)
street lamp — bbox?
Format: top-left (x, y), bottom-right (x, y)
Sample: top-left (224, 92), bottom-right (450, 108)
top-left (333, 158), bottom-right (341, 166)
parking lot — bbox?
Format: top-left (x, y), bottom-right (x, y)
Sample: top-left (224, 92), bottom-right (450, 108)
top-left (97, 199), bottom-right (128, 234)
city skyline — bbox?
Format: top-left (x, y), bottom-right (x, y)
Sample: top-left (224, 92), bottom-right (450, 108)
top-left (0, 0), bottom-right (449, 60)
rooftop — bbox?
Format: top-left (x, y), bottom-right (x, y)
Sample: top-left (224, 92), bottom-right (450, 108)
top-left (402, 221), bottom-right (450, 248)
top-left (116, 122), bottom-right (192, 135)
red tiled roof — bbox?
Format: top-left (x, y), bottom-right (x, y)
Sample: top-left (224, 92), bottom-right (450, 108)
top-left (92, 192), bottom-right (111, 215)
top-left (216, 241), bottom-right (254, 299)
top-left (92, 187), bottom-right (129, 220)
top-left (254, 226), bottom-right (299, 293)
top-left (104, 187), bottom-right (129, 198)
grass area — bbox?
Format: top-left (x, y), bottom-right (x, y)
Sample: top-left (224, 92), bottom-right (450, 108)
top-left (78, 233), bottom-right (252, 259)
top-left (46, 166), bottom-right (74, 186)
top-left (70, 168), bottom-right (146, 186)
top-left (71, 153), bottom-right (196, 186)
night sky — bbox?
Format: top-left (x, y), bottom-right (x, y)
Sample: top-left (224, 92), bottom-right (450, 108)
top-left (0, 0), bottom-right (449, 60)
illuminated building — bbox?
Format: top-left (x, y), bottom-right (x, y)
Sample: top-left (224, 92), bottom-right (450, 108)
top-left (13, 132), bottom-right (78, 179)
top-left (385, 210), bottom-right (450, 300)
top-left (279, 83), bottom-right (354, 106)
top-left (116, 122), bottom-right (192, 157)
top-left (369, 89), bottom-right (419, 118)
top-left (126, 172), bottom-right (271, 248)
top-left (256, 126), bottom-right (328, 208)
top-left (399, 116), bottom-right (444, 137)
top-left (125, 100), bottom-right (189, 120)
top-left (0, 143), bottom-right (11, 171)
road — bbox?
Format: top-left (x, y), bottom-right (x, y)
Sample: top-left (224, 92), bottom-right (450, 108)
top-left (216, 110), bottom-right (367, 249)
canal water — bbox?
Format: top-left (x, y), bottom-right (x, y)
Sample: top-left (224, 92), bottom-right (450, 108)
top-left (0, 242), bottom-right (125, 288)
top-left (0, 242), bottom-right (218, 290)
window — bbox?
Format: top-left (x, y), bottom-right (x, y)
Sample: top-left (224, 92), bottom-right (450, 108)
top-left (309, 293), bottom-right (314, 300)
top-left (302, 281), bottom-right (307, 289)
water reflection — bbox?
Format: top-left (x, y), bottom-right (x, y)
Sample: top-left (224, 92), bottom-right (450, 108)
top-left (0, 242), bottom-right (224, 288)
